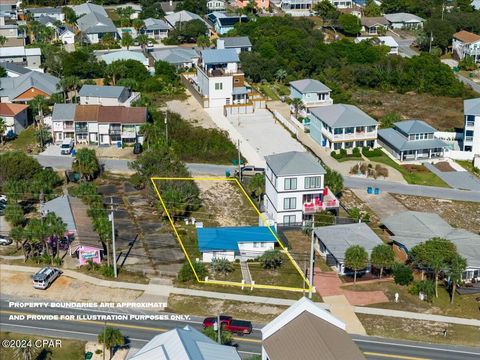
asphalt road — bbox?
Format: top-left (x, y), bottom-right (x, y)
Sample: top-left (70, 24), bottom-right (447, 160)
top-left (1, 297), bottom-right (479, 360)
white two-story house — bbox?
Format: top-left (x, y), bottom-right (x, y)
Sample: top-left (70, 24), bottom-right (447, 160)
top-left (264, 151), bottom-right (339, 226)
top-left (79, 85), bottom-right (139, 107)
top-left (309, 104), bottom-right (378, 151)
top-left (463, 98), bottom-right (480, 155)
top-left (191, 48), bottom-right (248, 108)
top-left (289, 79), bottom-right (333, 117)
top-left (452, 30), bottom-right (480, 63)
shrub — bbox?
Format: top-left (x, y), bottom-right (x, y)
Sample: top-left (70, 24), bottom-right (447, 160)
top-left (178, 261), bottom-right (207, 282)
top-left (350, 164), bottom-right (359, 175)
top-left (362, 147), bottom-right (383, 158)
top-left (409, 280), bottom-right (435, 300)
top-left (100, 264), bottom-right (115, 278)
top-left (352, 147), bottom-right (361, 157)
top-left (331, 151), bottom-right (341, 159)
top-left (339, 148), bottom-right (347, 157)
top-left (393, 264), bottom-right (414, 286)
top-left (211, 258), bottom-right (234, 276)
top-left (258, 250), bottom-right (283, 269)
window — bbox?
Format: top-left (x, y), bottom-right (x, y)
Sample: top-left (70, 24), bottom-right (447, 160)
top-left (253, 242), bottom-right (259, 248)
top-left (283, 197), bottom-right (297, 210)
top-left (215, 82), bottom-right (223, 90)
top-left (305, 176), bottom-right (321, 189)
top-left (283, 215), bottom-right (296, 225)
top-left (284, 177), bottom-right (297, 190)
top-left (334, 128), bottom-right (343, 135)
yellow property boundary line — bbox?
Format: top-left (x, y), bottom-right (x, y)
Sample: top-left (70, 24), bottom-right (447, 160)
top-left (150, 176), bottom-right (314, 293)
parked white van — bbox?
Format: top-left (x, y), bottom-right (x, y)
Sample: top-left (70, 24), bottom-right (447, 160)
top-left (60, 138), bottom-right (74, 155)
top-left (32, 267), bottom-right (62, 290)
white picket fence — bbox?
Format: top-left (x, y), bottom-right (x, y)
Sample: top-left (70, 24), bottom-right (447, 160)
top-left (272, 110), bottom-right (298, 136)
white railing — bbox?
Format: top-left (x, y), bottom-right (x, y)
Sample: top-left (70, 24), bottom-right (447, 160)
top-left (445, 150), bottom-right (475, 160)
top-left (290, 115), bottom-right (305, 132)
top-left (272, 110), bottom-right (298, 136)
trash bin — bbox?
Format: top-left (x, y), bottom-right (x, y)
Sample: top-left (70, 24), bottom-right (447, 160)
top-left (117, 141), bottom-right (122, 148)
top-left (374, 187), bottom-right (380, 195)
top-left (225, 170), bottom-right (231, 177)
top-left (367, 187), bottom-right (373, 194)
top-left (84, 352), bottom-right (93, 360)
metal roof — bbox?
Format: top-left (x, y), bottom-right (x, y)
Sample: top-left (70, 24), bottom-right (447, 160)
top-left (384, 12), bottom-right (424, 23)
top-left (0, 46), bottom-right (41, 57)
top-left (129, 325), bottom-right (241, 360)
top-left (313, 223), bottom-right (383, 263)
top-left (290, 79), bottom-right (331, 94)
top-left (0, 62), bottom-right (30, 76)
top-left (40, 195), bottom-right (76, 233)
top-left (77, 12), bottom-right (117, 34)
top-left (36, 15), bottom-right (56, 26)
top-left (219, 36), bottom-right (252, 48)
top-left (79, 85), bottom-right (128, 99)
top-left (309, 104), bottom-right (378, 128)
top-left (197, 226), bottom-right (276, 252)
top-left (464, 98), bottom-right (480, 115)
top-left (382, 211), bottom-right (480, 268)
top-left (265, 151), bottom-right (325, 177)
top-left (101, 50), bottom-right (148, 65)
top-left (52, 103), bottom-right (76, 121)
top-left (201, 48), bottom-right (239, 64)
top-left (26, 7), bottom-right (63, 14)
top-left (150, 47), bottom-right (199, 65)
top-left (232, 86), bottom-right (248, 95)
top-left (377, 128), bottom-right (447, 151)
top-left (73, 2), bottom-right (108, 17)
top-left (394, 119), bottom-right (436, 135)
top-left (0, 70), bottom-right (59, 101)
top-left (165, 10), bottom-right (210, 28)
top-left (143, 18), bottom-right (171, 31)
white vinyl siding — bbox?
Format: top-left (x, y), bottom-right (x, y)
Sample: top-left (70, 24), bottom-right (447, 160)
top-left (284, 177), bottom-right (297, 190)
top-left (283, 197), bottom-right (296, 210)
top-left (304, 176), bottom-right (322, 189)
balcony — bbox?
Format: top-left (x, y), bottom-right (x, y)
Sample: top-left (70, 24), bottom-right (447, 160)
top-left (302, 188), bottom-right (339, 214)
top-left (75, 126), bottom-right (88, 134)
top-left (109, 128), bottom-right (121, 135)
top-left (63, 125), bottom-right (74, 131)
top-left (328, 130), bottom-right (377, 141)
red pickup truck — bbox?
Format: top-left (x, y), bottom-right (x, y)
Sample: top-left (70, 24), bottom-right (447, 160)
top-left (202, 316), bottom-right (253, 335)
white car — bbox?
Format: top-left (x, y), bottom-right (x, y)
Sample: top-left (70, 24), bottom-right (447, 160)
top-left (0, 194), bottom-right (7, 203)
top-left (0, 236), bottom-right (12, 246)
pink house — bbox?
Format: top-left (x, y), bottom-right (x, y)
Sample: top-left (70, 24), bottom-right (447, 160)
top-left (236, 0), bottom-right (270, 10)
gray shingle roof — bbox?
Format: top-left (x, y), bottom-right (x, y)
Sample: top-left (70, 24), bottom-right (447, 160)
top-left (219, 36), bottom-right (252, 48)
top-left (79, 85), bottom-right (128, 99)
top-left (52, 103), bottom-right (77, 121)
top-left (143, 18), bottom-right (171, 31)
top-left (150, 47), bottom-right (199, 65)
top-left (382, 211), bottom-right (480, 268)
top-left (0, 71), bottom-right (59, 101)
top-left (309, 104), bottom-right (378, 128)
top-left (73, 3), bottom-right (108, 17)
top-left (290, 79), bottom-right (331, 94)
top-left (202, 48), bottom-right (239, 64)
top-left (165, 10), bottom-right (210, 28)
top-left (36, 15), bottom-right (56, 26)
top-left (384, 12), bottom-right (424, 23)
top-left (0, 62), bottom-right (31, 76)
top-left (378, 128), bottom-right (447, 151)
top-left (313, 223), bottom-right (383, 263)
top-left (265, 151), bottom-right (326, 177)
top-left (77, 12), bottom-right (117, 34)
top-left (40, 195), bottom-right (76, 233)
top-left (129, 325), bottom-right (241, 360)
top-left (394, 120), bottom-right (435, 135)
top-left (464, 98), bottom-right (480, 115)
top-left (26, 7), bottom-right (63, 15)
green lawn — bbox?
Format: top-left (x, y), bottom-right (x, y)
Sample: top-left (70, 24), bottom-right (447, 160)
top-left (1, 126), bottom-right (38, 153)
top-left (368, 153), bottom-right (450, 187)
top-left (0, 332), bottom-right (86, 360)
top-left (256, 83), bottom-right (289, 101)
top-left (456, 160), bottom-right (480, 178)
top-left (335, 156), bottom-right (364, 163)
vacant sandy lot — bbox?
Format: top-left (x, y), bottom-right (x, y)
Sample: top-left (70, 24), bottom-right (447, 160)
top-left (0, 271), bottom-right (143, 302)
top-left (167, 96), bottom-right (217, 129)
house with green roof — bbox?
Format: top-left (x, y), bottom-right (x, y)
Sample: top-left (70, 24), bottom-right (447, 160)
top-left (378, 120), bottom-right (447, 161)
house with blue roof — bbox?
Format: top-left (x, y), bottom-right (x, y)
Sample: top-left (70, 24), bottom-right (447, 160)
top-left (197, 226), bottom-right (277, 262)
top-left (378, 120), bottom-right (447, 161)
top-left (207, 12), bottom-right (248, 35)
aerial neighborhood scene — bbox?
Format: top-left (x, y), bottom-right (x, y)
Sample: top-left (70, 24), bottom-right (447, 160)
top-left (1, 0), bottom-right (480, 359)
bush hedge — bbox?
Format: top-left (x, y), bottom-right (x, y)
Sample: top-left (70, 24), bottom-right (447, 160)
top-left (362, 147), bottom-right (384, 158)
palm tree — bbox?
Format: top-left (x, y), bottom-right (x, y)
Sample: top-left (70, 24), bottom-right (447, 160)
top-left (101, 33), bottom-right (116, 50)
top-left (29, 95), bottom-right (48, 128)
top-left (0, 117), bottom-right (6, 144)
top-left (290, 97), bottom-right (305, 119)
top-left (26, 218), bottom-right (50, 262)
top-left (58, 76), bottom-right (81, 103)
top-left (45, 212), bottom-right (67, 262)
top-left (105, 61), bottom-right (127, 86)
top-left (0, 35), bottom-right (7, 46)
top-left (35, 126), bottom-right (51, 151)
top-left (275, 68), bottom-right (287, 83)
top-left (9, 226), bottom-right (24, 251)
top-left (13, 338), bottom-right (36, 360)
top-left (448, 255), bottom-right (467, 304)
top-left (132, 19), bottom-right (144, 32)
top-left (73, 148), bottom-right (100, 181)
top-left (197, 35), bottom-right (210, 49)
top-left (121, 32), bottom-right (134, 50)
top-left (98, 327), bottom-right (124, 360)
top-left (136, 34), bottom-right (149, 51)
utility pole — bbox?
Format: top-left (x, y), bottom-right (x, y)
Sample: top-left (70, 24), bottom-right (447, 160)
top-left (309, 214), bottom-right (315, 299)
top-left (217, 314), bottom-right (221, 344)
top-left (164, 111), bottom-right (168, 145)
top-left (237, 139), bottom-right (242, 182)
top-left (303, 250), bottom-right (307, 295)
top-left (102, 321), bottom-right (106, 360)
top-left (109, 196), bottom-right (118, 278)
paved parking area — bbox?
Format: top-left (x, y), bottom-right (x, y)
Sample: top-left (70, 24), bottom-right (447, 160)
top-left (424, 163), bottom-right (480, 191)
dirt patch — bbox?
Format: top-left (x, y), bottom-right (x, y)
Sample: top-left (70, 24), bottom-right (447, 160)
top-left (167, 96), bottom-right (217, 129)
top-left (434, 161), bottom-right (456, 172)
top-left (0, 271), bottom-right (143, 302)
top-left (340, 189), bottom-right (381, 225)
top-left (391, 194), bottom-right (480, 233)
top-left (352, 89), bottom-right (464, 131)
top-left (194, 180), bottom-right (258, 227)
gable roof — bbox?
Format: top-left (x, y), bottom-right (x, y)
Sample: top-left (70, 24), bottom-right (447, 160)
top-left (79, 85), bottom-right (128, 99)
top-left (0, 62), bottom-right (31, 76)
top-left (361, 16), bottom-right (389, 27)
top-left (262, 297), bottom-right (365, 360)
top-left (150, 47), bottom-right (199, 65)
top-left (144, 18), bottom-right (171, 31)
top-left (73, 2), bottom-right (108, 17)
top-left (382, 211), bottom-right (480, 268)
top-left (197, 226), bottom-right (277, 252)
top-left (201, 48), bottom-right (239, 64)
top-left (58, 24), bottom-right (75, 36)
top-left (160, 1), bottom-right (180, 13)
top-left (73, 105), bottom-right (147, 124)
top-left (453, 30), bottom-right (480, 44)
top-left (52, 103), bottom-right (77, 121)
top-left (218, 36), bottom-right (252, 48)
top-left (36, 15), bottom-right (57, 26)
top-left (265, 151), bottom-right (325, 177)
top-left (384, 12), bottom-right (424, 23)
top-left (77, 11), bottom-right (117, 34)
top-left (394, 119), bottom-right (436, 134)
top-left (0, 70), bottom-right (59, 101)
top-left (464, 98), bottom-right (480, 115)
top-left (40, 195), bottom-right (76, 233)
top-left (309, 104), bottom-right (378, 128)
top-left (129, 325), bottom-right (241, 360)
top-left (0, 103), bottom-right (28, 116)
top-left (165, 10), bottom-right (209, 28)
top-left (313, 223), bottom-right (383, 263)
top-left (290, 79), bottom-right (331, 93)
top-left (26, 7), bottom-right (63, 15)
top-left (101, 50), bottom-right (148, 65)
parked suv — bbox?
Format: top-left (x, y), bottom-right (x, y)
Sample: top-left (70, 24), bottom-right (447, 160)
top-left (32, 267), bottom-right (62, 290)
top-left (60, 139), bottom-right (74, 155)
top-left (240, 165), bottom-right (265, 177)
top-left (0, 236), bottom-right (12, 246)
